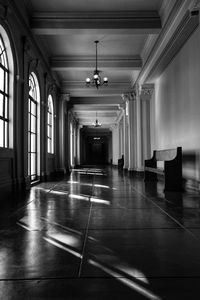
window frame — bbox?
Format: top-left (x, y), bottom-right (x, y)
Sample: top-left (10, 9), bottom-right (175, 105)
top-left (28, 72), bottom-right (40, 182)
top-left (0, 34), bottom-right (9, 148)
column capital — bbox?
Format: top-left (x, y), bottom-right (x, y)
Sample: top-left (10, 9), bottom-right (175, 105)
top-left (121, 92), bottom-right (136, 102)
top-left (59, 93), bottom-right (70, 102)
top-left (140, 84), bottom-right (154, 101)
top-left (119, 102), bottom-right (126, 110)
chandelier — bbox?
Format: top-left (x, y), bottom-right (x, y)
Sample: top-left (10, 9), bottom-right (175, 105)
top-left (93, 112), bottom-right (101, 127)
top-left (86, 41), bottom-right (108, 89)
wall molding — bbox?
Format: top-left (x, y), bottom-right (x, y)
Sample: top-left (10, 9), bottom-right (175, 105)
top-left (146, 9), bottom-right (199, 81)
top-left (137, 0), bottom-right (199, 84)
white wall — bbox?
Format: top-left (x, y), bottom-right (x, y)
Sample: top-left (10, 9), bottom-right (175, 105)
top-left (153, 25), bottom-right (200, 183)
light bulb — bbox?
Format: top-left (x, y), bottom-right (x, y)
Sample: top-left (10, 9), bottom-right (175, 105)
top-left (86, 77), bottom-right (91, 83)
top-left (103, 77), bottom-right (108, 83)
top-left (94, 74), bottom-right (98, 79)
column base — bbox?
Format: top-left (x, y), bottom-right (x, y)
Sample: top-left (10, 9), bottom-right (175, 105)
top-left (128, 168), bottom-right (144, 177)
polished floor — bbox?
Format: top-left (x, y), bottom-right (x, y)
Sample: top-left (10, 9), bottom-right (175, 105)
top-left (1, 167), bottom-right (200, 299)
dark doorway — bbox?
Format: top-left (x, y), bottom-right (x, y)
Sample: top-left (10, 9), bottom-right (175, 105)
top-left (85, 136), bottom-right (108, 165)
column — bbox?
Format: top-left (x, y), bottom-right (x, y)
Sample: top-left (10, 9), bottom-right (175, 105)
top-left (77, 124), bottom-right (82, 166)
top-left (140, 84), bottom-right (154, 164)
top-left (135, 84), bottom-right (143, 171)
top-left (123, 93), bottom-right (137, 171)
top-left (57, 93), bottom-right (70, 174)
top-left (122, 90), bottom-right (143, 172)
top-left (120, 102), bottom-right (129, 170)
top-left (111, 124), bottom-right (119, 165)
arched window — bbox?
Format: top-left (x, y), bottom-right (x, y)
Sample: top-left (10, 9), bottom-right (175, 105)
top-left (28, 72), bottom-right (40, 181)
top-left (47, 95), bottom-right (54, 153)
top-left (0, 28), bottom-right (13, 148)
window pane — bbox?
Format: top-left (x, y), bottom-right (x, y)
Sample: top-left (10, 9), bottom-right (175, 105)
top-left (0, 67), bottom-right (4, 91)
top-left (31, 153), bottom-right (36, 175)
top-left (5, 71), bottom-right (8, 94)
top-left (48, 138), bottom-right (51, 153)
top-left (28, 113), bottom-right (31, 132)
top-left (47, 125), bottom-right (49, 138)
top-left (4, 96), bottom-right (8, 118)
top-left (4, 121), bottom-right (7, 147)
top-left (28, 153), bottom-right (30, 175)
top-left (31, 101), bottom-right (36, 116)
top-left (31, 115), bottom-right (36, 133)
top-left (0, 119), bottom-right (4, 147)
top-left (3, 52), bottom-right (8, 69)
top-left (28, 133), bottom-right (30, 151)
top-left (31, 133), bottom-right (36, 152)
top-left (28, 99), bottom-right (31, 113)
top-left (0, 93), bottom-right (3, 117)
top-left (49, 113), bottom-right (52, 124)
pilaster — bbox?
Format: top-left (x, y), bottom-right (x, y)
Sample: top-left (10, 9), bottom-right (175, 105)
top-left (120, 101), bottom-right (129, 170)
top-left (140, 84), bottom-right (154, 165)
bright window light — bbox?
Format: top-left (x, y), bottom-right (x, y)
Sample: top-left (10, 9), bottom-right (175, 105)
top-left (28, 72), bottom-right (40, 182)
top-left (47, 95), bottom-right (54, 153)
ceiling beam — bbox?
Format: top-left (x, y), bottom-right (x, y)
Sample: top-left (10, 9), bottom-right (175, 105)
top-left (31, 11), bottom-right (161, 35)
top-left (72, 105), bottom-right (119, 111)
top-left (61, 81), bottom-right (133, 96)
top-left (69, 96), bottom-right (124, 105)
top-left (76, 113), bottom-right (118, 118)
top-left (50, 56), bottom-right (142, 70)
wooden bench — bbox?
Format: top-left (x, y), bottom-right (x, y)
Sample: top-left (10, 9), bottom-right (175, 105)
top-left (118, 155), bottom-right (124, 169)
top-left (144, 147), bottom-right (182, 192)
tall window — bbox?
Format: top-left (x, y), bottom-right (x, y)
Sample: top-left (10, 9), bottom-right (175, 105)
top-left (0, 34), bottom-right (9, 147)
top-left (47, 95), bottom-right (54, 153)
top-left (28, 72), bottom-right (40, 181)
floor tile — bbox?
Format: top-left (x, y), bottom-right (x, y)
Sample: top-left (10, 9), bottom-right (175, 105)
top-left (89, 208), bottom-right (179, 229)
top-left (81, 229), bottom-right (200, 278)
top-left (0, 228), bottom-right (83, 279)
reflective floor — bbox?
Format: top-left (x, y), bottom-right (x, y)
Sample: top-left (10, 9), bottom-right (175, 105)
top-left (1, 167), bottom-right (200, 299)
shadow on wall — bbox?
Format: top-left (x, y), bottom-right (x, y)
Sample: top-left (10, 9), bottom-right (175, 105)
top-left (182, 151), bottom-right (200, 191)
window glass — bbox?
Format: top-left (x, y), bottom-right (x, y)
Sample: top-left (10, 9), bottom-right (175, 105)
top-left (47, 95), bottom-right (54, 154)
top-left (0, 34), bottom-right (9, 148)
top-left (28, 72), bottom-right (40, 181)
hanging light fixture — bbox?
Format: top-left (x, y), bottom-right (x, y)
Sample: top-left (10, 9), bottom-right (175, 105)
top-left (93, 112), bottom-right (101, 127)
top-left (86, 41), bottom-right (108, 89)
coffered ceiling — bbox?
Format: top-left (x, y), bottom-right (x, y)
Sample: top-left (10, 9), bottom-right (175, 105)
top-left (23, 0), bottom-right (167, 127)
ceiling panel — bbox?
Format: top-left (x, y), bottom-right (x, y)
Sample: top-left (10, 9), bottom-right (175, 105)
top-left (29, 0), bottom-right (162, 12)
top-left (58, 69), bottom-right (133, 82)
top-left (41, 34), bottom-right (147, 57)
top-left (25, 0), bottom-right (164, 127)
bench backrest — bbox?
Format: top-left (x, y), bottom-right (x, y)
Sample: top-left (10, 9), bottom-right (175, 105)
top-left (154, 147), bottom-right (182, 161)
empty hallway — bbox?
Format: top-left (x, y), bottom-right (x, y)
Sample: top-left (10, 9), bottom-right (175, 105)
top-left (1, 167), bottom-right (200, 299)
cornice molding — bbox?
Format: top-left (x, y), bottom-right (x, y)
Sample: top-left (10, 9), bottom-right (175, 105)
top-left (137, 0), bottom-right (199, 84)
top-left (159, 0), bottom-right (177, 26)
top-left (6, 0), bottom-right (59, 86)
top-left (141, 35), bottom-right (158, 63)
top-left (146, 9), bottom-right (199, 81)
top-left (141, 0), bottom-right (176, 63)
